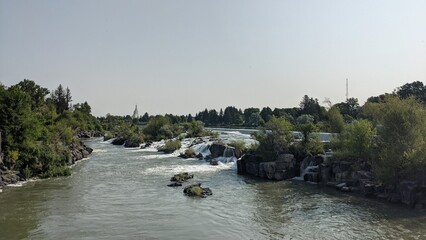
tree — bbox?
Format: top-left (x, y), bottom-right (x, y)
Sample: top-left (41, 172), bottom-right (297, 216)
top-left (50, 84), bottom-right (72, 114)
top-left (333, 120), bottom-right (376, 159)
top-left (12, 79), bottom-right (49, 109)
top-left (260, 107), bottom-right (273, 122)
top-left (396, 81), bottom-right (426, 103)
top-left (243, 108), bottom-right (260, 126)
top-left (74, 101), bottom-right (91, 115)
top-left (208, 109), bottom-right (219, 126)
top-left (326, 106), bottom-right (345, 133)
top-left (141, 112), bottom-right (150, 122)
top-left (296, 114), bottom-right (314, 124)
top-left (299, 95), bottom-right (325, 122)
top-left (246, 112), bottom-right (263, 127)
top-left (253, 116), bottom-right (294, 161)
top-left (335, 97), bottom-right (360, 120)
top-left (369, 96), bottom-right (426, 184)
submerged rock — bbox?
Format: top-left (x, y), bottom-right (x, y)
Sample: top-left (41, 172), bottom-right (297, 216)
top-left (170, 172), bottom-right (194, 182)
top-left (178, 149), bottom-right (197, 159)
top-left (167, 182), bottom-right (183, 187)
top-left (183, 183), bottom-right (213, 197)
top-left (124, 138), bottom-right (141, 148)
top-left (111, 137), bottom-right (126, 145)
top-left (209, 143), bottom-right (227, 158)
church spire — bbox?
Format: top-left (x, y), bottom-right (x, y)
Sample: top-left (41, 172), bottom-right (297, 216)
top-left (132, 104), bottom-right (139, 119)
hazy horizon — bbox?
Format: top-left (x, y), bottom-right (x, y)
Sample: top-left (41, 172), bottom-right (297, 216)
top-left (1, 0), bottom-right (425, 117)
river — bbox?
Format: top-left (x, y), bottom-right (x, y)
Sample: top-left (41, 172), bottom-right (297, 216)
top-left (1, 130), bottom-right (426, 240)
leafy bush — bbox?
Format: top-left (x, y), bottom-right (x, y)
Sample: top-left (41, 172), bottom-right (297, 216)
top-left (228, 140), bottom-right (246, 151)
top-left (252, 116), bottom-right (294, 161)
top-left (184, 148), bottom-right (195, 156)
top-left (332, 119), bottom-right (376, 159)
top-left (41, 165), bottom-right (72, 178)
top-left (159, 140), bottom-right (182, 153)
top-left (22, 165), bottom-right (32, 180)
top-left (368, 96), bottom-right (426, 184)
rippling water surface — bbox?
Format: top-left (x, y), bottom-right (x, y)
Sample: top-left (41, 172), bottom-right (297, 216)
top-left (1, 133), bottom-right (426, 240)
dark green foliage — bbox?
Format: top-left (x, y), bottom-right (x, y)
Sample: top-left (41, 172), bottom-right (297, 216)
top-left (325, 106), bottom-right (345, 133)
top-left (49, 84), bottom-right (72, 114)
top-left (296, 122), bottom-right (324, 157)
top-left (367, 96), bottom-right (426, 184)
top-left (396, 81), bottom-right (426, 103)
top-left (260, 107), bottom-right (273, 123)
top-left (335, 98), bottom-right (360, 121)
top-left (299, 95), bottom-right (326, 122)
top-left (252, 116), bottom-right (294, 161)
top-left (332, 119), bottom-right (376, 160)
top-left (159, 140), bottom-right (182, 153)
top-left (0, 80), bottom-right (103, 179)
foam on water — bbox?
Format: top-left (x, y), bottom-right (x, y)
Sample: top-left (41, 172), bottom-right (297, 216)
top-left (144, 162), bottom-right (235, 176)
top-left (141, 152), bottom-right (180, 160)
top-left (101, 139), bottom-right (114, 144)
top-left (92, 149), bottom-right (107, 153)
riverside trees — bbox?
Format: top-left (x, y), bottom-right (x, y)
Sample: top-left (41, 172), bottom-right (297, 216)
top-left (0, 80), bottom-right (102, 178)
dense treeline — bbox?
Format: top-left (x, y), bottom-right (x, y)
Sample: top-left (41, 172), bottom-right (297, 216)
top-left (0, 80), bottom-right (102, 178)
top-left (133, 95), bottom-right (360, 131)
top-left (249, 81), bottom-right (426, 185)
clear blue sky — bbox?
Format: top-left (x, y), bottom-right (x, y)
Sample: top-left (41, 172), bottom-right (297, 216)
top-left (1, 0), bottom-right (425, 116)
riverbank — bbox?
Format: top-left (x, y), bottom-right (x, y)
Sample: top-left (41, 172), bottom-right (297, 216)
top-left (237, 153), bottom-right (426, 210)
top-left (0, 140), bottom-right (94, 190)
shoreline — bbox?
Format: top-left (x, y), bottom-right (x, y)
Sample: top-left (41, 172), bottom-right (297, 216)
top-left (1, 139), bottom-right (95, 192)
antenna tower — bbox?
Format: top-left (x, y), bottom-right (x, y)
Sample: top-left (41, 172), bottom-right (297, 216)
top-left (346, 78), bottom-right (348, 101)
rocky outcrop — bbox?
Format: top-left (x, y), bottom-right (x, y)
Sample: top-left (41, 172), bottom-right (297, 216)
top-left (111, 137), bottom-right (126, 145)
top-left (237, 154), bottom-right (297, 181)
top-left (69, 141), bottom-right (93, 164)
top-left (209, 143), bottom-right (227, 158)
top-left (124, 138), bottom-right (141, 148)
top-left (77, 130), bottom-right (103, 138)
top-left (0, 171), bottom-right (24, 186)
top-left (183, 183), bottom-right (212, 198)
top-left (178, 149), bottom-right (197, 159)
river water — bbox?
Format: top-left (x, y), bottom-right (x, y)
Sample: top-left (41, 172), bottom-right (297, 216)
top-left (1, 130), bottom-right (426, 240)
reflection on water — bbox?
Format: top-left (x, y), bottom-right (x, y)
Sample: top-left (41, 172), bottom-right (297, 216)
top-left (1, 135), bottom-right (426, 240)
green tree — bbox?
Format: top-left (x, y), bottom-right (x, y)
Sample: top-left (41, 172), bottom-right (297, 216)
top-left (326, 106), bottom-right (345, 133)
top-left (369, 96), bottom-right (426, 184)
top-left (50, 84), bottom-right (72, 114)
top-left (396, 81), bottom-right (426, 103)
top-left (253, 116), bottom-right (294, 161)
top-left (260, 107), bottom-right (273, 123)
top-left (333, 119), bottom-right (376, 160)
top-left (12, 79), bottom-right (49, 109)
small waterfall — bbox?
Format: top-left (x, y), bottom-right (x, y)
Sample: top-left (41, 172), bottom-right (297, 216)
top-left (213, 147), bottom-right (237, 164)
top-left (293, 158), bottom-right (318, 181)
top-left (192, 143), bottom-right (211, 157)
top-left (223, 147), bottom-right (235, 158)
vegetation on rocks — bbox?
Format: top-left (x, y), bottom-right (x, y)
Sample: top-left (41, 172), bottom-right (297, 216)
top-left (0, 80), bottom-right (101, 179)
top-left (158, 140), bottom-right (182, 153)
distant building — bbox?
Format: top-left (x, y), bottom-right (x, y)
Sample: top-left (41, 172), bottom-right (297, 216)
top-left (132, 105), bottom-right (139, 119)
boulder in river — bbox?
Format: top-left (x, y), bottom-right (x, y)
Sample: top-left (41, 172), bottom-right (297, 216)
top-left (178, 148), bottom-right (197, 159)
top-left (209, 142), bottom-right (227, 158)
top-left (111, 137), bottom-right (126, 145)
top-left (183, 183), bottom-right (212, 198)
top-left (124, 138), bottom-right (141, 148)
top-left (170, 172), bottom-right (194, 182)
